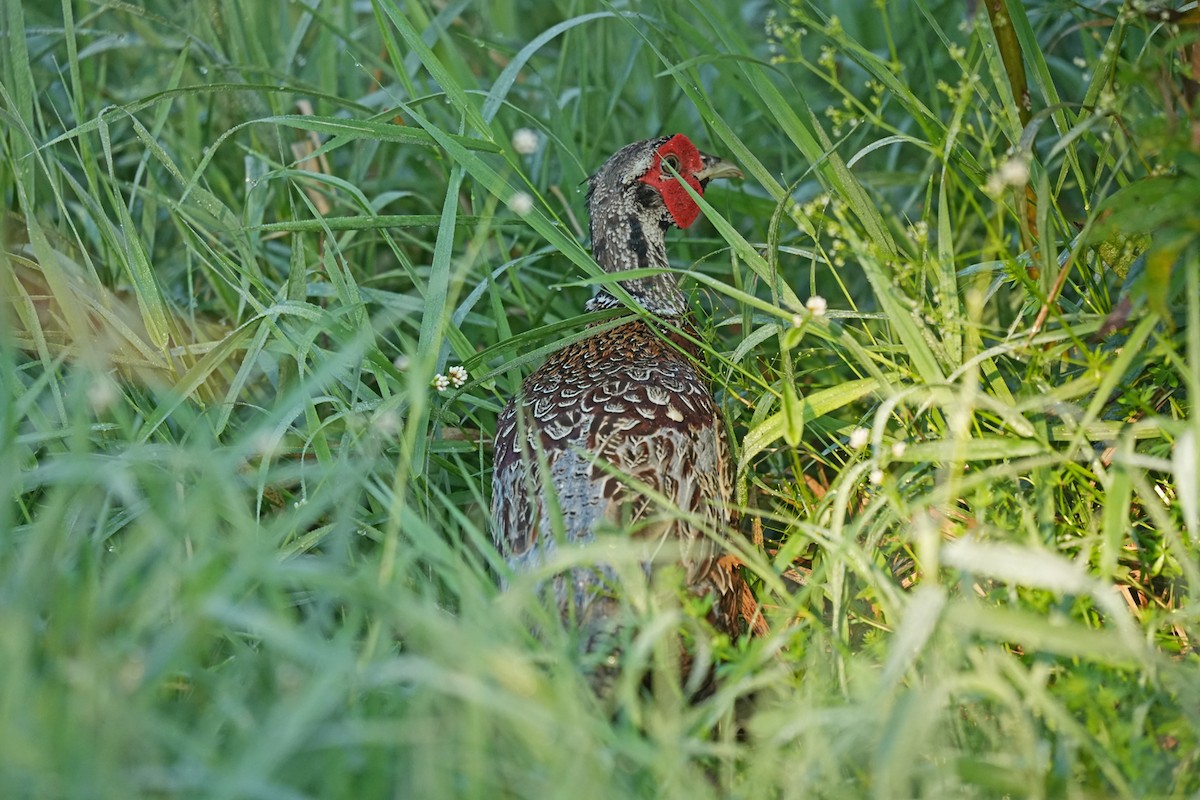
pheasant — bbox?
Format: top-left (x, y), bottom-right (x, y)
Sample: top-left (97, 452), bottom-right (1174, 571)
top-left (491, 134), bottom-right (761, 684)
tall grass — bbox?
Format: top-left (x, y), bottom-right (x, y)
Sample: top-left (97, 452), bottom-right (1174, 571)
top-left (2, 0), bottom-right (1198, 797)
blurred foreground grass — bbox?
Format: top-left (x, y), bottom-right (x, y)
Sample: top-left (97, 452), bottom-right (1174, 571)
top-left (2, 0), bottom-right (1199, 797)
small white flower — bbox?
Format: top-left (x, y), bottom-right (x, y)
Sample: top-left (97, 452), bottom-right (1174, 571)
top-left (907, 220), bottom-right (929, 245)
top-left (87, 376), bottom-right (118, 412)
top-left (1072, 56), bottom-right (1087, 69)
top-left (507, 191), bottom-right (534, 215)
top-left (790, 313), bottom-right (805, 328)
top-left (869, 468), bottom-right (884, 485)
top-left (512, 128), bottom-right (539, 155)
top-left (848, 427), bottom-right (870, 450)
top-left (998, 157), bottom-right (1029, 186)
top-left (805, 295), bottom-right (828, 317)
top-left (393, 354), bottom-right (411, 371)
top-left (447, 365), bottom-right (468, 388)
top-left (891, 441), bottom-right (908, 458)
top-left (373, 410), bottom-right (400, 436)
top-left (986, 157), bottom-right (1030, 196)
top-left (432, 373), bottom-right (450, 392)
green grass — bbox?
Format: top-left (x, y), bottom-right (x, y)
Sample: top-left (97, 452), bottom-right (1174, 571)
top-left (3, 0), bottom-right (1199, 797)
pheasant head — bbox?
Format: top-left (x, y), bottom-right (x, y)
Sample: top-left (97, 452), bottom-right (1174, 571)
top-left (584, 134), bottom-right (743, 316)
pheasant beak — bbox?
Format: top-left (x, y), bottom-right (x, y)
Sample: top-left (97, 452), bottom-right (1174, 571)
top-left (695, 153), bottom-right (744, 183)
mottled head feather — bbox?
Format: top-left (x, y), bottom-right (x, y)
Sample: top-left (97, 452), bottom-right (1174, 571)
top-left (584, 134), bottom-right (736, 316)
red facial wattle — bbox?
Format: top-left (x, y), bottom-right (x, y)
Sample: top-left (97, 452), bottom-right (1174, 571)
top-left (638, 133), bottom-right (705, 229)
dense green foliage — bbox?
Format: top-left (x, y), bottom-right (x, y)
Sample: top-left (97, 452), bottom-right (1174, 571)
top-left (3, 0), bottom-right (1198, 797)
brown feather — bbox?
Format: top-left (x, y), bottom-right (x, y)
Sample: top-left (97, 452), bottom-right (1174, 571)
top-left (490, 135), bottom-right (763, 687)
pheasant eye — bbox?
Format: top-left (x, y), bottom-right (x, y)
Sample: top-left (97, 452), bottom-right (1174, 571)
top-left (661, 153), bottom-right (681, 173)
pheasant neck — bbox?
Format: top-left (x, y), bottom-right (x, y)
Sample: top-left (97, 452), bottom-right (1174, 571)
top-left (586, 210), bottom-right (687, 317)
